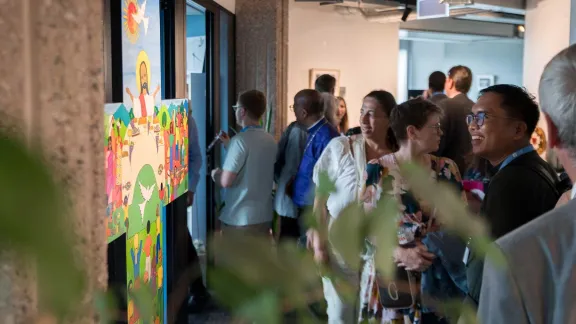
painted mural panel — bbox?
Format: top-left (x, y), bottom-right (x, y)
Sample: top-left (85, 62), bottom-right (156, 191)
top-left (160, 99), bottom-right (190, 204)
top-left (121, 0), bottom-right (165, 322)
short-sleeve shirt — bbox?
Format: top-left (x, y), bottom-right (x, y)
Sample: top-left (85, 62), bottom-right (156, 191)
top-left (219, 128), bottom-right (277, 226)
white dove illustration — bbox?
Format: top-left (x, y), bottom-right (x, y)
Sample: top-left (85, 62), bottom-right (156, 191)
top-left (132, 0), bottom-right (149, 35)
top-left (138, 181), bottom-right (155, 221)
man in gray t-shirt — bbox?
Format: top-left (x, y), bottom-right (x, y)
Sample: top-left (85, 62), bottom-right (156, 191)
top-left (211, 90), bottom-right (277, 235)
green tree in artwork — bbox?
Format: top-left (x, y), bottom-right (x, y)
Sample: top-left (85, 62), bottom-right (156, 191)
top-left (127, 165), bottom-right (161, 238)
top-left (129, 108), bottom-right (135, 120)
top-left (161, 112), bottom-right (167, 128)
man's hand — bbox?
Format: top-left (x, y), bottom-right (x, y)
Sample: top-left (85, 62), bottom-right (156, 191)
top-left (218, 131), bottom-right (230, 147)
top-left (187, 192), bottom-right (195, 207)
top-left (211, 168), bottom-right (222, 182)
top-left (306, 229), bottom-right (329, 265)
top-left (394, 243), bottom-right (435, 272)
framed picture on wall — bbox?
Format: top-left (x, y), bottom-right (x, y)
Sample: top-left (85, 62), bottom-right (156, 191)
top-left (477, 75), bottom-right (495, 90)
top-left (309, 69), bottom-right (341, 96)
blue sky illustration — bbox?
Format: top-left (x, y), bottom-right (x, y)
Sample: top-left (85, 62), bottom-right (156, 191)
top-left (122, 0), bottom-right (162, 109)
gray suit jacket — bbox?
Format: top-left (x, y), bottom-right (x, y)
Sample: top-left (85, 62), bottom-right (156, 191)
top-left (478, 198), bottom-right (576, 324)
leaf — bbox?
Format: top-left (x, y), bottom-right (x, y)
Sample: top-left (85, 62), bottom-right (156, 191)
top-left (368, 196), bottom-right (401, 280)
top-left (236, 291), bottom-right (281, 324)
top-left (0, 134), bottom-right (85, 318)
top-left (328, 203), bottom-right (365, 272)
top-left (316, 170), bottom-right (336, 198)
top-left (130, 285), bottom-right (155, 321)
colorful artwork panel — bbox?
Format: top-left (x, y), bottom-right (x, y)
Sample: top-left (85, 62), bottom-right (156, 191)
top-left (160, 99), bottom-right (190, 204)
top-left (122, 0), bottom-right (163, 116)
top-left (105, 103), bottom-right (129, 243)
top-left (121, 1), bottom-right (166, 322)
top-left (126, 219), bottom-right (164, 324)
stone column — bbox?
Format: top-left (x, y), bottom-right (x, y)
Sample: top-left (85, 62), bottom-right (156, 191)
top-left (236, 0), bottom-right (289, 138)
top-left (0, 0), bottom-right (106, 322)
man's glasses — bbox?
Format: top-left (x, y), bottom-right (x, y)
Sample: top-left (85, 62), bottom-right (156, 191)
top-left (466, 112), bottom-right (516, 127)
top-left (232, 104), bottom-right (243, 112)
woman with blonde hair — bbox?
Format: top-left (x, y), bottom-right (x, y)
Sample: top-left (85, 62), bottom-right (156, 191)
top-left (336, 96), bottom-right (349, 134)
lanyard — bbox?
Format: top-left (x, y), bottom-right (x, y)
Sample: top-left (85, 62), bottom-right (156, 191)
top-left (304, 120), bottom-right (327, 154)
top-left (240, 125), bottom-right (262, 133)
top-left (499, 145), bottom-right (535, 171)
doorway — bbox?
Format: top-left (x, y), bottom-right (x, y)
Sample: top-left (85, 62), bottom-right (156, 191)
top-left (184, 0), bottom-right (236, 281)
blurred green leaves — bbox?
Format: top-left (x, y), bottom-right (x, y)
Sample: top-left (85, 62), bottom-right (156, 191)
top-left (0, 134), bottom-right (85, 318)
top-left (209, 161), bottom-right (503, 323)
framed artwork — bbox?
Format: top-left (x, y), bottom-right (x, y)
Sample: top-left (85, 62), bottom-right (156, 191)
top-left (477, 75), bottom-right (495, 90)
top-left (309, 69), bottom-right (341, 96)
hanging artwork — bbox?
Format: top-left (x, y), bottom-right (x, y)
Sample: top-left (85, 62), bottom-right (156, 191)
top-left (531, 126), bottom-right (547, 156)
top-left (104, 1), bottom-right (187, 323)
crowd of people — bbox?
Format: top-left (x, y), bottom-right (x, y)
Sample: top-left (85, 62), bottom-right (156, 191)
top-left (186, 44), bottom-right (576, 323)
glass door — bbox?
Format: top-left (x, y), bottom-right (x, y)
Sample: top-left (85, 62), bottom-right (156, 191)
top-left (185, 0), bottom-right (235, 280)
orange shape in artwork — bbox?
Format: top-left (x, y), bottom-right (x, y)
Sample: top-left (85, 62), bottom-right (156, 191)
top-left (123, 0), bottom-right (140, 43)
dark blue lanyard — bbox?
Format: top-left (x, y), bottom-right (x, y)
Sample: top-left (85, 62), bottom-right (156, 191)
top-left (499, 145), bottom-right (534, 171)
top-left (240, 125), bottom-right (262, 133)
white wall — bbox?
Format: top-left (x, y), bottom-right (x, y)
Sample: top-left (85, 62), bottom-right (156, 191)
top-left (215, 0), bottom-right (235, 13)
top-left (407, 40), bottom-right (525, 100)
top-left (287, 2), bottom-right (400, 126)
top-left (523, 0), bottom-right (571, 158)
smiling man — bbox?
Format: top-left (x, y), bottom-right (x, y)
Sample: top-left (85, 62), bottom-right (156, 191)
top-left (463, 84), bottom-right (561, 309)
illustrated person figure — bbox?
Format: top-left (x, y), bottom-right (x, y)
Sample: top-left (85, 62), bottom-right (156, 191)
top-left (126, 61), bottom-right (160, 118)
top-left (131, 233), bottom-right (143, 279)
top-left (144, 220), bottom-right (153, 281)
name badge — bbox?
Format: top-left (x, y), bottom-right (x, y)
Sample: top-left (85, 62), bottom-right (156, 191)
top-left (463, 247), bottom-right (470, 265)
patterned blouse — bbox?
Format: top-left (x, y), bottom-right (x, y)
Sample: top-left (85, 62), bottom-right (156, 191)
top-left (358, 154), bottom-right (468, 323)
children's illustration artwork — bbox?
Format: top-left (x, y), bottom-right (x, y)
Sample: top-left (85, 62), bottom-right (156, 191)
top-left (103, 0), bottom-right (187, 322)
top-left (159, 99), bottom-right (189, 204)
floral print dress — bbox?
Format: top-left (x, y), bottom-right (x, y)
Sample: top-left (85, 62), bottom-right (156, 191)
top-left (358, 154), bottom-right (466, 324)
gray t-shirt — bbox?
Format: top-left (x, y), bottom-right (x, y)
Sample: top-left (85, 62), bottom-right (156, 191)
top-left (219, 128), bottom-right (277, 226)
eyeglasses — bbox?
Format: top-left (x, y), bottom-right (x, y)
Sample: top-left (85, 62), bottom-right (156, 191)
top-left (427, 122), bottom-right (442, 130)
top-left (232, 104), bottom-right (243, 111)
top-left (289, 105), bottom-right (294, 111)
top-left (466, 112), bottom-right (516, 127)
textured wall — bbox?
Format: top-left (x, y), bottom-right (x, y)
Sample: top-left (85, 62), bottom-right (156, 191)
top-left (0, 0), bottom-right (106, 322)
top-left (235, 0), bottom-right (289, 138)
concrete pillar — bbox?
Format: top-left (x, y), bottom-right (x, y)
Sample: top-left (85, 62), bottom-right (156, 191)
top-left (0, 0), bottom-right (106, 322)
top-left (235, 0), bottom-right (289, 138)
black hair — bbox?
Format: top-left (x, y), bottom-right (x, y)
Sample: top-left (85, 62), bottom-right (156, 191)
top-left (390, 98), bottom-right (442, 142)
top-left (295, 89), bottom-right (323, 116)
top-left (364, 90), bottom-right (399, 151)
top-left (147, 220), bottom-right (151, 234)
top-left (479, 84), bottom-right (540, 136)
top-left (429, 71), bottom-right (446, 93)
top-left (315, 74), bottom-right (336, 94)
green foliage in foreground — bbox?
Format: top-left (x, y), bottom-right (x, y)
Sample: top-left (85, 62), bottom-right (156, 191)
top-left (209, 164), bottom-right (505, 323)
top-left (0, 131), bottom-right (504, 323)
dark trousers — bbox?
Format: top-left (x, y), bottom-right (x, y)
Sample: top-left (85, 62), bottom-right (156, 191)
top-left (166, 194), bottom-right (206, 297)
top-left (279, 216), bottom-right (301, 242)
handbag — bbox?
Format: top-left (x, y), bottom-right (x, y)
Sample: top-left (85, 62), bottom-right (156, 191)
top-left (348, 137), bottom-right (416, 309)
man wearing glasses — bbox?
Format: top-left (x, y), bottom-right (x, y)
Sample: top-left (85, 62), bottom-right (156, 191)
top-left (211, 90), bottom-right (277, 236)
top-left (463, 84), bottom-right (561, 312)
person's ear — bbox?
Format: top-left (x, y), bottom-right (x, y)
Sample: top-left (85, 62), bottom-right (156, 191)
top-left (406, 125), bottom-right (418, 140)
top-left (511, 121), bottom-right (528, 140)
top-left (544, 113), bottom-right (560, 149)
